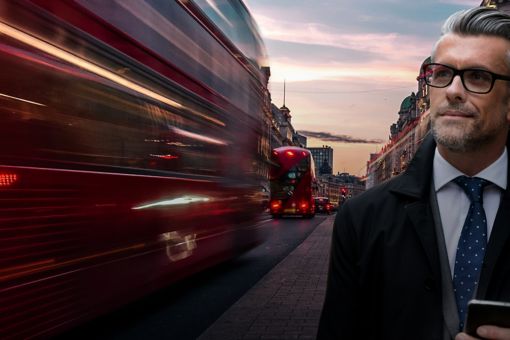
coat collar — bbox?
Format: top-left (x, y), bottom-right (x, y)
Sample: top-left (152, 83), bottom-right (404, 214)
top-left (389, 133), bottom-right (436, 200)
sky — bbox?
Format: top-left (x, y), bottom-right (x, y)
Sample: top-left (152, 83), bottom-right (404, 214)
top-left (245, 0), bottom-right (482, 176)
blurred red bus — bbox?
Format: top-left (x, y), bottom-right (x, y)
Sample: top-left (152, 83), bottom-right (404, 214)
top-left (0, 0), bottom-right (269, 338)
top-left (269, 147), bottom-right (317, 218)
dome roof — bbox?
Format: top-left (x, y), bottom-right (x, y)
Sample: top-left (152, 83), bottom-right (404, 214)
top-left (400, 95), bottom-right (413, 111)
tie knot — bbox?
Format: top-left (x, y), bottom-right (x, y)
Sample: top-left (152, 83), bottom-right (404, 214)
top-left (453, 176), bottom-right (489, 203)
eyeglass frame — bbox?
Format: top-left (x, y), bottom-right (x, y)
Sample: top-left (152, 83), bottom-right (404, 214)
top-left (420, 62), bottom-right (510, 94)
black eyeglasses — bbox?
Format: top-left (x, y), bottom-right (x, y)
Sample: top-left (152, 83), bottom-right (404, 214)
top-left (421, 63), bottom-right (510, 94)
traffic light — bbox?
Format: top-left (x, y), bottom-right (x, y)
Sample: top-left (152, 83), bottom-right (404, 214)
top-left (340, 187), bottom-right (348, 196)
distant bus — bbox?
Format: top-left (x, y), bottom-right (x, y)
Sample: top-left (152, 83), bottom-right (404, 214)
top-left (0, 0), bottom-right (269, 338)
top-left (269, 147), bottom-right (317, 218)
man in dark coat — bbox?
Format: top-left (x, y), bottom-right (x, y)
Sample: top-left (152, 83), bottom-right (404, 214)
top-left (318, 7), bottom-right (510, 340)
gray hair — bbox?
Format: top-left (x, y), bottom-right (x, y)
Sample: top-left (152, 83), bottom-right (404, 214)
top-left (432, 7), bottom-right (510, 64)
top-left (441, 7), bottom-right (510, 38)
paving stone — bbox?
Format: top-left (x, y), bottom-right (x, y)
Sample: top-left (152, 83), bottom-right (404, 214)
top-left (197, 216), bottom-right (334, 340)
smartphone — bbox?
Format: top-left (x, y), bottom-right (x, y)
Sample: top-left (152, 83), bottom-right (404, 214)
top-left (465, 299), bottom-right (510, 337)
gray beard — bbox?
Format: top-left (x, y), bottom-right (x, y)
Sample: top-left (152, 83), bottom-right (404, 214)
top-left (431, 121), bottom-right (500, 153)
top-left (431, 126), bottom-right (475, 152)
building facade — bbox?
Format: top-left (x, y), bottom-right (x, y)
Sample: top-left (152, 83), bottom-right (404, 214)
top-left (366, 57), bottom-right (431, 188)
top-left (308, 145), bottom-right (333, 175)
top-left (318, 173), bottom-right (365, 206)
top-left (293, 132), bottom-right (307, 148)
top-left (257, 66), bottom-right (272, 184)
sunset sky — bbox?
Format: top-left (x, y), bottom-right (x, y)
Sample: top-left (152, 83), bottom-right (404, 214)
top-left (245, 0), bottom-right (481, 175)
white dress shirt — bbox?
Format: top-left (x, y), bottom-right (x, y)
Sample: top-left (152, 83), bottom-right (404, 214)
top-left (433, 147), bottom-right (508, 278)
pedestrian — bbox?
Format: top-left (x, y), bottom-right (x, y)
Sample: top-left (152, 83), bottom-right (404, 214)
top-left (317, 6), bottom-right (510, 340)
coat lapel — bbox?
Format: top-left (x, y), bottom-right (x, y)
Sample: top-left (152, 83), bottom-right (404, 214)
top-left (405, 201), bottom-right (441, 279)
top-left (477, 189), bottom-right (510, 298)
top-left (391, 134), bottom-right (441, 278)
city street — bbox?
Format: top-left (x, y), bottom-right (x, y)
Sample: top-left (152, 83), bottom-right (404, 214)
top-left (3, 1), bottom-right (494, 339)
top-left (58, 215), bottom-right (332, 340)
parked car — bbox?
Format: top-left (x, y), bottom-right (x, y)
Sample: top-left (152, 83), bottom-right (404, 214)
top-left (314, 197), bottom-right (333, 214)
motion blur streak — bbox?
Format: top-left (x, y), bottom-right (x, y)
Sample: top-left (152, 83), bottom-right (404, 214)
top-left (0, 21), bottom-right (184, 110)
top-left (204, 0), bottom-right (233, 28)
top-left (0, 92), bottom-right (45, 106)
top-left (115, 0), bottom-right (230, 83)
top-left (133, 196), bottom-right (211, 210)
top-left (0, 0), bottom-right (269, 338)
top-left (0, 244), bottom-right (146, 283)
top-left (170, 126), bottom-right (228, 146)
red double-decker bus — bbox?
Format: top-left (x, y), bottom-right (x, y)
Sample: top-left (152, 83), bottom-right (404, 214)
top-left (269, 147), bottom-right (317, 218)
top-left (0, 0), bottom-right (269, 338)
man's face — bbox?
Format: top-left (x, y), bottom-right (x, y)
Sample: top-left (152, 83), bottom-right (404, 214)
top-left (430, 33), bottom-right (510, 152)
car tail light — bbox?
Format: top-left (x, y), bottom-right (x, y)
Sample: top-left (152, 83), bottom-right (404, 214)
top-left (270, 200), bottom-right (282, 209)
top-left (300, 202), bottom-right (309, 210)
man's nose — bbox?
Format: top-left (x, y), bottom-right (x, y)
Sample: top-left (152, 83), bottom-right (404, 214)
top-left (445, 74), bottom-right (467, 102)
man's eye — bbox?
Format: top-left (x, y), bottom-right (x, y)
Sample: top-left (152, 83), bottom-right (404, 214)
top-left (434, 70), bottom-right (451, 78)
top-left (467, 70), bottom-right (491, 82)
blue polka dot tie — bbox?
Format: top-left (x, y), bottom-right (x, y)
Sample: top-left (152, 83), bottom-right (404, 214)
top-left (452, 176), bottom-right (490, 331)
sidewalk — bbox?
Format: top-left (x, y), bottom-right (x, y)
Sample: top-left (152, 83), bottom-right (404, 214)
top-left (198, 215), bottom-right (335, 340)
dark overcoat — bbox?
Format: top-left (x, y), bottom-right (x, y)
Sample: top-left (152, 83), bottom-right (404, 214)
top-left (317, 134), bottom-right (510, 340)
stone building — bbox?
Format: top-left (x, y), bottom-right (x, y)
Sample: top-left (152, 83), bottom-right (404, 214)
top-left (293, 132), bottom-right (307, 148)
top-left (318, 173), bottom-right (365, 206)
top-left (366, 57), bottom-right (431, 188)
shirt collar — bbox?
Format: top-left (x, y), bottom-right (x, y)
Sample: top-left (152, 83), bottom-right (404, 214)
top-left (433, 146), bottom-right (508, 192)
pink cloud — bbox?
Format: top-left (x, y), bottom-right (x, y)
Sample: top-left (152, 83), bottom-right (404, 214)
top-left (256, 15), bottom-right (433, 61)
top-left (268, 56), bottom-right (424, 84)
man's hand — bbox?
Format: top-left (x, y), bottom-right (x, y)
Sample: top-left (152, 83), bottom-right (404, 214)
top-left (456, 326), bottom-right (510, 340)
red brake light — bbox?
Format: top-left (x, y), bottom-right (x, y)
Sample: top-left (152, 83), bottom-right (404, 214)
top-left (285, 151), bottom-right (294, 157)
top-left (0, 173), bottom-right (18, 187)
top-left (271, 200), bottom-right (282, 209)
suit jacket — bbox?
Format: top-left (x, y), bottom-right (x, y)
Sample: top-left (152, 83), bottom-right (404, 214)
top-left (317, 134), bottom-right (510, 340)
